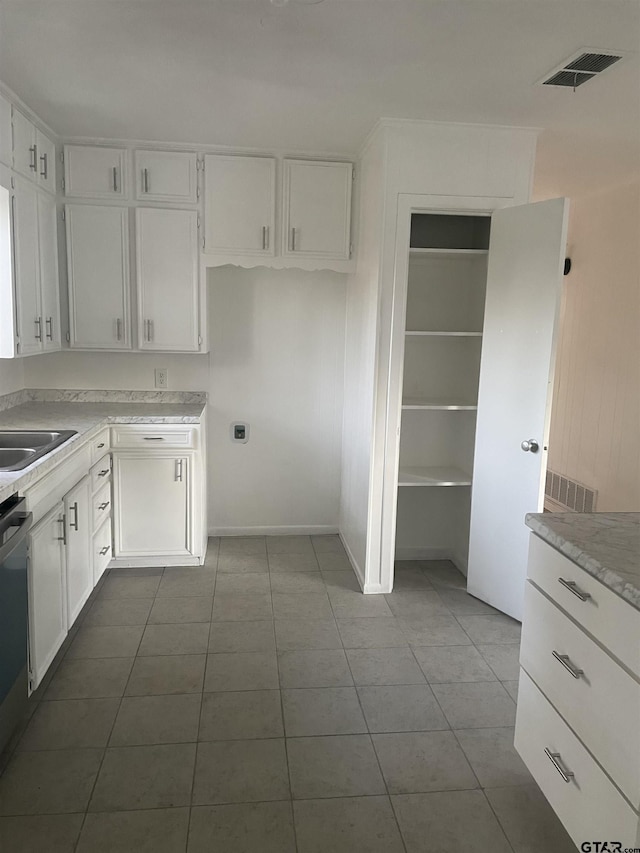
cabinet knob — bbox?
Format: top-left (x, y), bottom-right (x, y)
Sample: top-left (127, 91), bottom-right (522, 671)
top-left (520, 439), bottom-right (539, 453)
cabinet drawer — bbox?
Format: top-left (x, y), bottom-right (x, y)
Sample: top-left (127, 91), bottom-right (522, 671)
top-left (521, 582), bottom-right (640, 807)
top-left (515, 670), bottom-right (639, 849)
top-left (90, 429), bottom-right (110, 465)
top-left (91, 454), bottom-right (112, 492)
top-left (93, 518), bottom-right (112, 584)
top-left (92, 481), bottom-right (112, 531)
top-left (111, 426), bottom-right (197, 450)
top-left (528, 534), bottom-right (640, 676)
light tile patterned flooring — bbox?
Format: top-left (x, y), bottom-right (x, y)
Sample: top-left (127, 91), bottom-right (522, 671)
top-left (0, 535), bottom-right (576, 852)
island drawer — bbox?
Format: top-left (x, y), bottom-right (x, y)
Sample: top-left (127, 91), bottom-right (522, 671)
top-left (90, 454), bottom-right (112, 493)
top-left (90, 429), bottom-right (110, 465)
top-left (93, 518), bottom-right (112, 584)
top-left (520, 581), bottom-right (640, 808)
top-left (92, 481), bottom-right (111, 531)
top-left (110, 426), bottom-right (197, 450)
top-left (515, 670), bottom-right (640, 850)
top-left (527, 534), bottom-right (639, 676)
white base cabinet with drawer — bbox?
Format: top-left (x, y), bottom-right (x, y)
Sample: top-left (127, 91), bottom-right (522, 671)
top-left (515, 532), bottom-right (640, 850)
top-left (63, 474), bottom-right (93, 627)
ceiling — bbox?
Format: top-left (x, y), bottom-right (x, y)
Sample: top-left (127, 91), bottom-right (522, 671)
top-left (0, 0), bottom-right (638, 197)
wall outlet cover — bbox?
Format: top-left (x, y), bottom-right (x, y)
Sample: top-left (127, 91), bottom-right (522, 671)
top-left (155, 368), bottom-right (168, 389)
top-left (231, 422), bottom-right (249, 443)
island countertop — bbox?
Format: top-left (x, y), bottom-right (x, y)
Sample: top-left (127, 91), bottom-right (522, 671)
top-left (525, 512), bottom-right (640, 610)
top-left (0, 391), bottom-right (206, 504)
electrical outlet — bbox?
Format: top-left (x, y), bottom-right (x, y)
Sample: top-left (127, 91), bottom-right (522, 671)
top-left (155, 368), bottom-right (168, 389)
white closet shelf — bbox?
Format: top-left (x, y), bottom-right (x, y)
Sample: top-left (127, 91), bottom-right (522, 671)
top-left (398, 466), bottom-right (472, 487)
top-left (402, 397), bottom-right (478, 410)
top-left (405, 330), bottom-right (483, 337)
top-left (409, 248), bottom-right (488, 259)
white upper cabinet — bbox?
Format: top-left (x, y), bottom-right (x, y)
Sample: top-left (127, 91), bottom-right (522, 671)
top-left (35, 129), bottom-right (56, 194)
top-left (11, 110), bottom-right (55, 192)
top-left (135, 150), bottom-right (197, 203)
top-left (64, 144), bottom-right (127, 198)
top-left (37, 191), bottom-right (61, 351)
top-left (12, 178), bottom-right (41, 356)
top-left (282, 159), bottom-right (353, 259)
top-left (204, 154), bottom-right (276, 255)
top-left (136, 207), bottom-right (199, 352)
top-left (66, 204), bottom-right (131, 349)
top-left (0, 94), bottom-right (11, 167)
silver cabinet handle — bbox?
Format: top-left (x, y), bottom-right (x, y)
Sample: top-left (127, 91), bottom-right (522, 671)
top-left (34, 317), bottom-right (42, 342)
top-left (262, 225), bottom-right (269, 250)
top-left (544, 748), bottom-right (574, 783)
top-left (148, 319), bottom-right (154, 342)
top-left (143, 167), bottom-right (150, 194)
top-left (98, 501), bottom-right (110, 511)
top-left (57, 514), bottom-right (66, 545)
top-left (175, 459), bottom-right (184, 482)
top-left (112, 166), bottom-right (118, 192)
top-left (29, 144), bottom-right (38, 171)
top-left (116, 318), bottom-right (123, 341)
top-left (40, 152), bottom-right (48, 180)
top-left (98, 469), bottom-right (109, 478)
top-left (97, 443), bottom-right (105, 449)
top-left (99, 545), bottom-right (110, 556)
top-left (45, 317), bottom-right (53, 341)
top-left (143, 436), bottom-right (164, 441)
top-left (552, 650), bottom-right (584, 679)
top-left (558, 578), bottom-right (591, 602)
top-left (69, 501), bottom-right (79, 531)
top-left (291, 226), bottom-right (297, 251)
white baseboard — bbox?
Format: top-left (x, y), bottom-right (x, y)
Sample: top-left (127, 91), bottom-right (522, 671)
top-left (339, 531), bottom-right (365, 592)
top-left (209, 524), bottom-right (338, 537)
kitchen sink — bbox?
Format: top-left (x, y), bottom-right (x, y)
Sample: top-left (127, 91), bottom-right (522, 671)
top-left (0, 431), bottom-right (78, 472)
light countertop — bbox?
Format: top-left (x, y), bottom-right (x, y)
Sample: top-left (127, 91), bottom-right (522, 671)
top-left (0, 393), bottom-right (206, 504)
top-left (526, 512), bottom-right (640, 610)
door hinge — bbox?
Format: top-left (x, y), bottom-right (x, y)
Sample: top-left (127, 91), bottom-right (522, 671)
top-left (61, 177), bottom-right (65, 191)
top-left (196, 186), bottom-right (200, 199)
top-left (65, 331), bottom-right (70, 342)
top-left (352, 166), bottom-right (355, 181)
top-left (198, 334), bottom-right (202, 346)
top-left (197, 213), bottom-right (200, 229)
top-left (349, 242), bottom-right (353, 258)
top-left (202, 236), bottom-right (205, 250)
top-left (60, 150), bottom-right (64, 164)
top-left (61, 209), bottom-right (65, 221)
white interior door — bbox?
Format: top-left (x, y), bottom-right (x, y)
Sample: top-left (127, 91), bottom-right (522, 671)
top-left (467, 198), bottom-right (569, 621)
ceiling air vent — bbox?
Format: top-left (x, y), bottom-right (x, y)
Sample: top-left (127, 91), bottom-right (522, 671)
top-left (540, 49), bottom-right (624, 88)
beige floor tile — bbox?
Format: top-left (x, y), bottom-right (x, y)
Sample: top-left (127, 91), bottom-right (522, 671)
top-left (393, 790), bottom-right (512, 852)
top-left (212, 593), bottom-right (273, 622)
top-left (419, 560), bottom-right (467, 590)
top-left (385, 590), bottom-right (451, 620)
top-left (272, 592), bottom-right (333, 620)
top-left (278, 649), bottom-right (353, 688)
top-left (270, 572), bottom-right (325, 594)
top-left (288, 734), bottom-right (386, 799)
top-left (456, 614), bottom-right (522, 645)
top-left (89, 743), bottom-right (196, 811)
top-left (268, 553), bottom-right (319, 573)
top-left (110, 694), bottom-right (202, 746)
top-left (149, 596), bottom-right (214, 624)
top-left (77, 808), bottom-right (189, 853)
top-left (282, 687), bottom-right (367, 736)
top-left (399, 615), bottom-right (473, 647)
top-left (311, 534), bottom-right (346, 554)
top-left (293, 796), bottom-right (405, 853)
top-left (266, 535), bottom-right (315, 555)
top-left (413, 645), bottom-right (496, 683)
top-left (0, 749), bottom-right (103, 815)
top-left (18, 698), bottom-right (119, 751)
top-left (218, 537), bottom-right (267, 557)
top-left (208, 620), bottom-right (276, 654)
top-left (66, 625), bottom-right (144, 659)
top-left (0, 814), bottom-right (84, 853)
top-left (454, 727), bottom-right (533, 788)
top-left (322, 569), bottom-right (361, 594)
top-left (337, 617), bottom-right (408, 649)
top-left (392, 565), bottom-right (435, 589)
top-left (204, 651), bottom-right (279, 691)
top-left (192, 739), bottom-right (290, 805)
top-left (476, 643), bottom-right (521, 681)
top-left (357, 684), bottom-right (449, 733)
top-left (432, 682), bottom-right (517, 729)
top-left (346, 647), bottom-right (426, 686)
top-left (125, 654), bottom-right (206, 696)
top-left (44, 658), bottom-right (134, 700)
top-left (275, 618), bottom-right (342, 650)
top-left (98, 575), bottom-right (161, 599)
top-left (503, 680), bottom-right (520, 702)
top-left (156, 568), bottom-right (216, 598)
top-left (486, 785), bottom-right (577, 852)
top-left (84, 598), bottom-right (154, 627)
top-left (329, 592), bottom-right (393, 619)
top-left (138, 623), bottom-right (210, 656)
top-left (199, 690), bottom-right (284, 741)
top-left (315, 552), bottom-right (352, 572)
top-left (214, 573), bottom-right (271, 595)
top-left (189, 801), bottom-right (296, 853)
top-left (217, 554), bottom-right (269, 574)
top-left (438, 589), bottom-right (500, 616)
top-left (373, 730), bottom-right (478, 794)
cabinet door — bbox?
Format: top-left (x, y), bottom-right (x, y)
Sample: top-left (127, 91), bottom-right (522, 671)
top-left (28, 503), bottom-right (67, 690)
top-left (64, 145), bottom-right (127, 198)
top-left (12, 109), bottom-right (37, 180)
top-left (64, 475), bottom-right (93, 626)
top-left (12, 178), bottom-right (42, 355)
top-left (136, 207), bottom-right (199, 352)
top-left (37, 191), bottom-right (61, 351)
top-left (113, 454), bottom-right (191, 558)
top-left (66, 204), bottom-right (131, 349)
top-left (282, 159), bottom-right (352, 259)
top-left (204, 154), bottom-right (276, 255)
top-left (0, 94), bottom-right (11, 167)
top-left (135, 150), bottom-right (197, 203)
top-left (36, 130), bottom-right (56, 194)
top-left (467, 198), bottom-right (569, 621)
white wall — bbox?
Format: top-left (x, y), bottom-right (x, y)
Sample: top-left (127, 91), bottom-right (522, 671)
top-left (208, 266), bottom-right (345, 534)
top-left (0, 358), bottom-right (25, 395)
top-left (547, 181), bottom-right (640, 511)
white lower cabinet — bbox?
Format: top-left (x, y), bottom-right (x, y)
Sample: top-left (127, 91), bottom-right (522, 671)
top-left (113, 453), bottom-right (191, 559)
top-left (27, 504), bottom-right (67, 690)
top-left (63, 474), bottom-right (92, 627)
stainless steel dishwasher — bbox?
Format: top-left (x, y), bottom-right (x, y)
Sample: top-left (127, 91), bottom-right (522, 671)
top-left (0, 494), bottom-right (32, 755)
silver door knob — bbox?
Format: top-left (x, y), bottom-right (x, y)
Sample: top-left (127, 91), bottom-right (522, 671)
top-left (521, 439), bottom-right (539, 453)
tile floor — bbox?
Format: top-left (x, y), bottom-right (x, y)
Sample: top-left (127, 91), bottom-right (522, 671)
top-left (0, 536), bottom-right (577, 852)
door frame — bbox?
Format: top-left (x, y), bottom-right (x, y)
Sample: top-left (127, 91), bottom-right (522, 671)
top-left (372, 192), bottom-right (517, 595)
